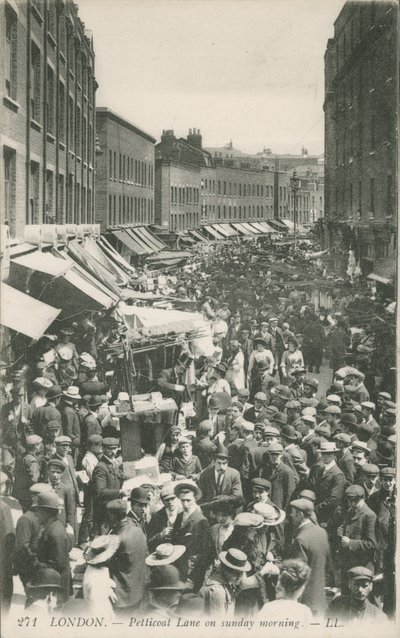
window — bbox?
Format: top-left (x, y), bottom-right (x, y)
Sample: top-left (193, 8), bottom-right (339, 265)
top-left (349, 183), bottom-right (353, 214)
top-left (76, 104), bottom-right (81, 156)
top-left (46, 65), bottom-right (55, 135)
top-left (376, 242), bottom-right (388, 259)
top-left (109, 150), bottom-right (113, 179)
top-left (57, 174), bottom-right (64, 223)
top-left (370, 115), bottom-right (375, 151)
top-left (5, 7), bottom-right (17, 100)
top-left (67, 174), bottom-right (73, 223)
top-left (59, 82), bottom-right (66, 142)
top-left (48, 2), bottom-right (56, 36)
top-left (29, 161), bottom-right (40, 224)
top-left (45, 170), bottom-right (54, 222)
top-left (223, 181), bottom-right (227, 196)
top-left (75, 182), bottom-right (80, 222)
top-left (82, 116), bottom-right (87, 159)
top-left (3, 147), bottom-right (16, 227)
top-left (68, 96), bottom-right (74, 148)
top-left (114, 152), bottom-right (117, 180)
top-left (31, 42), bottom-right (41, 122)
top-left (369, 178), bottom-right (375, 214)
top-left (387, 174), bottom-right (394, 213)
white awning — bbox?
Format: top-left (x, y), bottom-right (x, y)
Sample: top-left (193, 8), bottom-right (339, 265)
top-left (1, 283), bottom-right (61, 340)
top-left (12, 251), bottom-right (71, 276)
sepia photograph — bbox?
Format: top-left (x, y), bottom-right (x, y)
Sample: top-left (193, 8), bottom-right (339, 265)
top-left (0, 0), bottom-right (398, 637)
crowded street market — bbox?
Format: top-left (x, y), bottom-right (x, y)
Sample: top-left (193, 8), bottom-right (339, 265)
top-left (0, 224), bottom-right (397, 629)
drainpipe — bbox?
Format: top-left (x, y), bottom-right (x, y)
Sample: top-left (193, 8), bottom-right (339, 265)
top-left (42, 0), bottom-right (48, 225)
top-left (26, 0), bottom-right (31, 230)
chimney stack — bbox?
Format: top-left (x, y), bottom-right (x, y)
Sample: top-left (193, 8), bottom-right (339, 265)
top-left (187, 127), bottom-right (202, 149)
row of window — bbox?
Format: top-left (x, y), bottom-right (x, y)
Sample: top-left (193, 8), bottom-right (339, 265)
top-left (5, 5), bottom-right (95, 109)
top-left (108, 194), bottom-right (154, 227)
top-left (108, 151), bottom-right (153, 188)
top-left (201, 204), bottom-right (272, 222)
top-left (335, 3), bottom-right (389, 71)
top-left (332, 175), bottom-right (394, 218)
top-left (201, 179), bottom-right (274, 198)
top-left (3, 146), bottom-right (93, 229)
top-left (170, 186), bottom-right (199, 205)
top-left (170, 212), bottom-right (200, 231)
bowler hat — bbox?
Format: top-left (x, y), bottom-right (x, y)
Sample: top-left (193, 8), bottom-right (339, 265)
top-left (276, 386), bottom-right (292, 401)
top-left (376, 441), bottom-right (394, 462)
top-left (209, 392), bottom-right (232, 411)
top-left (214, 444), bottom-right (230, 459)
top-left (130, 486), bottom-right (150, 504)
top-left (26, 568), bottom-right (62, 591)
top-left (174, 480), bottom-right (202, 500)
top-left (148, 565), bottom-right (187, 590)
top-left (46, 385), bottom-right (63, 400)
top-left (342, 413), bottom-right (358, 427)
top-left (280, 425), bottom-right (298, 442)
top-left (88, 395), bottom-right (103, 408)
top-left (271, 412), bottom-right (287, 426)
top-left (219, 548), bottom-right (251, 572)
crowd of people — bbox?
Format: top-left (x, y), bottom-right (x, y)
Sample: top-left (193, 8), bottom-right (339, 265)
top-left (0, 237), bottom-right (396, 628)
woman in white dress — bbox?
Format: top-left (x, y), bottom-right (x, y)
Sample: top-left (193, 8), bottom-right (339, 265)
top-left (83, 535), bottom-right (120, 623)
top-left (226, 341), bottom-right (245, 392)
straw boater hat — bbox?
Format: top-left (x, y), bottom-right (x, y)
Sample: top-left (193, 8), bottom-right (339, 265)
top-left (253, 502), bottom-right (286, 526)
top-left (145, 543), bottom-right (186, 567)
top-left (84, 535), bottom-right (121, 565)
top-left (219, 548), bottom-right (251, 572)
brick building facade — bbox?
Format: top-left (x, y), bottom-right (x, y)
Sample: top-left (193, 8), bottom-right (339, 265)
top-left (95, 108), bottom-right (156, 230)
top-left (155, 129), bottom-right (301, 231)
top-left (1, 0), bottom-right (97, 239)
top-left (324, 0), bottom-right (398, 273)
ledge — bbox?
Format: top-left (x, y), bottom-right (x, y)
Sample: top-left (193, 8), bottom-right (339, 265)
top-left (3, 95), bottom-right (20, 112)
top-left (31, 4), bottom-right (43, 25)
top-left (59, 141), bottom-right (66, 151)
top-left (30, 118), bottom-right (42, 132)
top-left (46, 132), bottom-right (56, 143)
top-left (47, 32), bottom-right (56, 48)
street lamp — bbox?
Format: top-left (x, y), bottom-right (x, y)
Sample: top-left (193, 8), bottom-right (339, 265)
top-left (290, 170), bottom-right (300, 248)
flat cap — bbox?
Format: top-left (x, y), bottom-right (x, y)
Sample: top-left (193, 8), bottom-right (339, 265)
top-left (46, 458), bottom-right (66, 471)
top-left (102, 437), bottom-right (120, 447)
top-left (304, 378), bottom-right (319, 389)
top-left (348, 566), bottom-right (373, 581)
top-left (252, 478), bottom-right (271, 491)
top-left (302, 406), bottom-right (317, 416)
top-left (351, 440), bottom-right (370, 453)
top-left (326, 394), bottom-right (342, 405)
top-left (263, 426), bottom-right (280, 437)
top-left (315, 423), bottom-right (331, 438)
top-left (301, 414), bottom-right (316, 425)
top-left (324, 405), bottom-right (341, 415)
top-left (361, 463), bottom-right (379, 476)
top-left (345, 484), bottom-right (365, 498)
top-left (55, 435), bottom-right (72, 444)
top-left (254, 392), bottom-right (268, 402)
top-left (380, 467), bottom-right (396, 478)
top-left (267, 442), bottom-right (283, 453)
top-left (334, 432), bottom-right (352, 445)
top-left (233, 513), bottom-right (264, 528)
top-left (26, 435), bottom-right (42, 446)
top-left (286, 400), bottom-right (301, 410)
top-left (361, 401), bottom-right (376, 411)
top-left (290, 498), bottom-right (314, 514)
top-left (298, 489), bottom-right (316, 502)
top-left (47, 420), bottom-right (61, 431)
top-left (87, 434), bottom-right (103, 445)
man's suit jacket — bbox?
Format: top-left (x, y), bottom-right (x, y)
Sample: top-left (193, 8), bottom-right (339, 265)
top-left (192, 436), bottom-right (216, 469)
top-left (300, 432), bottom-right (320, 467)
top-left (31, 403), bottom-right (62, 438)
top-left (157, 367), bottom-right (186, 406)
top-left (339, 502), bottom-right (377, 571)
top-left (61, 405), bottom-right (81, 450)
top-left (147, 506), bottom-right (170, 552)
top-left (286, 521), bottom-right (331, 615)
top-left (198, 465), bottom-right (243, 503)
top-left (51, 454), bottom-right (80, 502)
top-left (1, 401), bottom-right (31, 454)
top-left (308, 463), bottom-right (346, 524)
top-left (171, 507), bottom-right (210, 590)
top-left (109, 517), bottom-right (147, 608)
top-left (261, 461), bottom-right (297, 510)
top-left (337, 448), bottom-right (356, 485)
top-left (37, 518), bottom-right (72, 602)
top-left (91, 456), bottom-right (124, 531)
top-left (171, 454), bottom-right (202, 480)
top-left (243, 406), bottom-right (269, 424)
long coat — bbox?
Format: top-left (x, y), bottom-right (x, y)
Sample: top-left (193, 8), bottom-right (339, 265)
top-left (198, 465), bottom-right (243, 503)
top-left (12, 452), bottom-right (41, 511)
top-left (37, 518), bottom-right (72, 602)
top-left (286, 521), bottom-right (331, 615)
top-left (337, 448), bottom-right (356, 485)
top-left (31, 403), bottom-right (62, 438)
top-left (108, 517), bottom-right (147, 609)
top-left (171, 453), bottom-right (202, 480)
top-left (147, 506), bottom-right (170, 552)
top-left (308, 463), bottom-right (346, 524)
top-left (51, 453), bottom-right (80, 502)
top-left (61, 404), bottom-right (81, 451)
top-left (1, 400), bottom-right (31, 454)
top-left (171, 507), bottom-right (210, 591)
top-left (338, 502), bottom-right (377, 572)
top-left (91, 456), bottom-right (124, 533)
top-left (366, 488), bottom-right (394, 569)
top-left (14, 509), bottom-right (41, 585)
top-left (261, 461), bottom-right (297, 510)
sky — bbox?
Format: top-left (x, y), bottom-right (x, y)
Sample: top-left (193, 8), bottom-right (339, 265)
top-left (77, 0), bottom-right (346, 155)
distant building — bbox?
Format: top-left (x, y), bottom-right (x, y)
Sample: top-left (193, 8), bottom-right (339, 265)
top-left (324, 0), bottom-right (397, 275)
top-left (95, 108), bottom-right (156, 230)
top-left (155, 129), bottom-right (292, 231)
top-left (205, 142), bottom-right (323, 173)
top-left (1, 0), bottom-right (97, 238)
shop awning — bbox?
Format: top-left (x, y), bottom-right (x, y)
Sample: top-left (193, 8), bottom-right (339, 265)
top-left (367, 256), bottom-right (396, 285)
top-left (110, 229), bottom-right (148, 256)
top-left (1, 283), bottom-right (61, 340)
top-left (83, 237), bottom-right (131, 285)
top-left (97, 237), bottom-right (136, 275)
top-left (217, 224), bottom-right (238, 237)
top-left (267, 219), bottom-right (288, 231)
top-left (146, 250), bottom-right (192, 263)
top-left (11, 251), bottom-right (71, 276)
top-left (240, 222), bottom-right (258, 235)
top-left (178, 233), bottom-right (196, 244)
top-left (203, 225), bottom-right (226, 240)
top-left (67, 240), bottom-right (122, 296)
top-left (127, 226), bottom-right (166, 253)
top-left (259, 221), bottom-right (278, 233)
top-left (281, 219), bottom-right (295, 231)
top-left (211, 224), bottom-right (232, 238)
top-left (231, 223), bottom-right (251, 236)
top-left (189, 229), bottom-right (209, 242)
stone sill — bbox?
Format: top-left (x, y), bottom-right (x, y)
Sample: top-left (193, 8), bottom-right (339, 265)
top-left (30, 119), bottom-right (42, 133)
top-left (47, 132), bottom-right (56, 144)
top-left (3, 95), bottom-right (20, 112)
